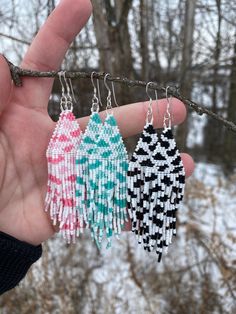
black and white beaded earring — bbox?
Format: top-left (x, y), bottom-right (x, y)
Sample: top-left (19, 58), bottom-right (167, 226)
top-left (127, 84), bottom-right (185, 262)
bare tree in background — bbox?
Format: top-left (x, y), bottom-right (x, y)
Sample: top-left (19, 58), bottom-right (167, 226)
top-left (139, 0), bottom-right (149, 81)
top-left (91, 0), bottom-right (134, 104)
top-left (203, 0), bottom-right (224, 161)
top-left (1, 1), bottom-right (236, 313)
top-left (223, 33), bottom-right (236, 173)
top-left (176, 0), bottom-right (197, 150)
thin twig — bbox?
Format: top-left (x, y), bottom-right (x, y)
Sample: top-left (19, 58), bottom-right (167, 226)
top-left (0, 32), bottom-right (30, 45)
top-left (0, 33), bottom-right (99, 49)
top-left (5, 58), bottom-right (236, 133)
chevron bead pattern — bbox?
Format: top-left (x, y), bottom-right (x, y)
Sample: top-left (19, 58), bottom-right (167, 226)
top-left (75, 111), bottom-right (103, 228)
top-left (45, 110), bottom-right (82, 243)
top-left (88, 114), bottom-right (129, 249)
top-left (127, 123), bottom-right (185, 262)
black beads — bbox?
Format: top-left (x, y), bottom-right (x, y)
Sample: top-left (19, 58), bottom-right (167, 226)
top-left (127, 124), bottom-right (185, 262)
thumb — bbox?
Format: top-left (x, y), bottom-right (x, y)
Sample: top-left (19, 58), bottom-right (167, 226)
top-left (0, 55), bottom-right (12, 112)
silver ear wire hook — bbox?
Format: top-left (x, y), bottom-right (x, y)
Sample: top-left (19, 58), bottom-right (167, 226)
top-left (104, 73), bottom-right (112, 112)
top-left (58, 71), bottom-right (67, 111)
top-left (146, 82), bottom-right (154, 124)
top-left (62, 72), bottom-right (71, 100)
top-left (91, 71), bottom-right (99, 112)
top-left (62, 71), bottom-right (73, 111)
top-left (165, 86), bottom-right (172, 128)
top-left (96, 78), bottom-right (103, 108)
top-left (111, 81), bottom-right (119, 107)
top-left (146, 81), bottom-right (153, 100)
top-left (91, 71), bottom-right (97, 93)
top-left (104, 74), bottom-right (118, 108)
top-left (58, 71), bottom-right (66, 98)
top-left (151, 84), bottom-right (159, 125)
top-left (146, 82), bottom-right (158, 102)
top-left (68, 78), bottom-right (77, 105)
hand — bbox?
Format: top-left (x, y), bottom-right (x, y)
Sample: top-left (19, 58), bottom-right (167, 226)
top-left (0, 0), bottom-right (194, 246)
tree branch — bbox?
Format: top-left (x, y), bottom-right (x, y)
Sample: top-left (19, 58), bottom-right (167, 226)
top-left (5, 58), bottom-right (236, 133)
top-left (0, 32), bottom-right (30, 45)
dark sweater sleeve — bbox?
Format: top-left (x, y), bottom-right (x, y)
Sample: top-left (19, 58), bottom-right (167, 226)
top-left (0, 231), bottom-right (42, 295)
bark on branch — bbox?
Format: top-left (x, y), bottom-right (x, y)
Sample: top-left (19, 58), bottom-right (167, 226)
top-left (5, 58), bottom-right (236, 133)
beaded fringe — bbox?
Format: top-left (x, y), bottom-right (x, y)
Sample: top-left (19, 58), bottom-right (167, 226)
top-left (88, 114), bottom-right (128, 248)
top-left (127, 123), bottom-right (185, 262)
top-left (76, 113), bottom-right (129, 248)
top-left (45, 110), bottom-right (185, 258)
top-left (45, 110), bottom-right (82, 243)
top-left (88, 157), bottom-right (128, 248)
top-left (76, 111), bottom-right (103, 227)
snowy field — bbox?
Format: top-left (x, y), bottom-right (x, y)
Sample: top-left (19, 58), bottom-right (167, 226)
top-left (1, 162), bottom-right (236, 314)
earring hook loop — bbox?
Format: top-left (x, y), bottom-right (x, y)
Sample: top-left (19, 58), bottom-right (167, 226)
top-left (104, 73), bottom-right (112, 112)
top-left (58, 71), bottom-right (68, 111)
top-left (68, 77), bottom-right (77, 105)
top-left (62, 71), bottom-right (73, 111)
top-left (111, 81), bottom-right (119, 107)
top-left (96, 78), bottom-right (103, 109)
top-left (164, 86), bottom-right (172, 128)
top-left (91, 71), bottom-right (99, 113)
top-left (146, 82), bottom-right (154, 124)
top-left (146, 81), bottom-right (154, 100)
top-left (91, 71), bottom-right (97, 92)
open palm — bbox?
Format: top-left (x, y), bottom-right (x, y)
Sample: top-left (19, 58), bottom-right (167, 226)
top-left (0, 0), bottom-right (194, 246)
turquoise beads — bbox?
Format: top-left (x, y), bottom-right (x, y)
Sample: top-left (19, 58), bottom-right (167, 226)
top-left (76, 112), bottom-right (129, 248)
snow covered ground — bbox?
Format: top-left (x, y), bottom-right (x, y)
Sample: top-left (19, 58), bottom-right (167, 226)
top-left (1, 162), bottom-right (236, 314)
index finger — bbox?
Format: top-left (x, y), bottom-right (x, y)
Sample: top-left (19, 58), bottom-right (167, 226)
top-left (78, 97), bottom-right (186, 137)
top-left (18, 0), bottom-right (92, 106)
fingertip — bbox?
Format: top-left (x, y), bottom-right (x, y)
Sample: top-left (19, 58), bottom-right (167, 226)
top-left (171, 98), bottom-right (187, 125)
top-left (56, 0), bottom-right (93, 39)
top-left (64, 0), bottom-right (93, 21)
top-left (77, 0), bottom-right (93, 18)
top-left (181, 153), bottom-right (195, 178)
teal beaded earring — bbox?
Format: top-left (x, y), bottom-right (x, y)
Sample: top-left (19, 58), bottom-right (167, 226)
top-left (75, 72), bottom-right (103, 231)
top-left (88, 74), bottom-right (129, 248)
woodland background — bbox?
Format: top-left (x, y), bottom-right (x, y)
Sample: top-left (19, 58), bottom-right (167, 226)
top-left (0, 0), bottom-right (236, 313)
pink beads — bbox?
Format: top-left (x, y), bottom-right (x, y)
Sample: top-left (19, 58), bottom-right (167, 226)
top-left (45, 110), bottom-right (83, 242)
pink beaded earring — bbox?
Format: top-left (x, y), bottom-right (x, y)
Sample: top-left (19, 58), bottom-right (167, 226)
top-left (45, 72), bottom-right (83, 243)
